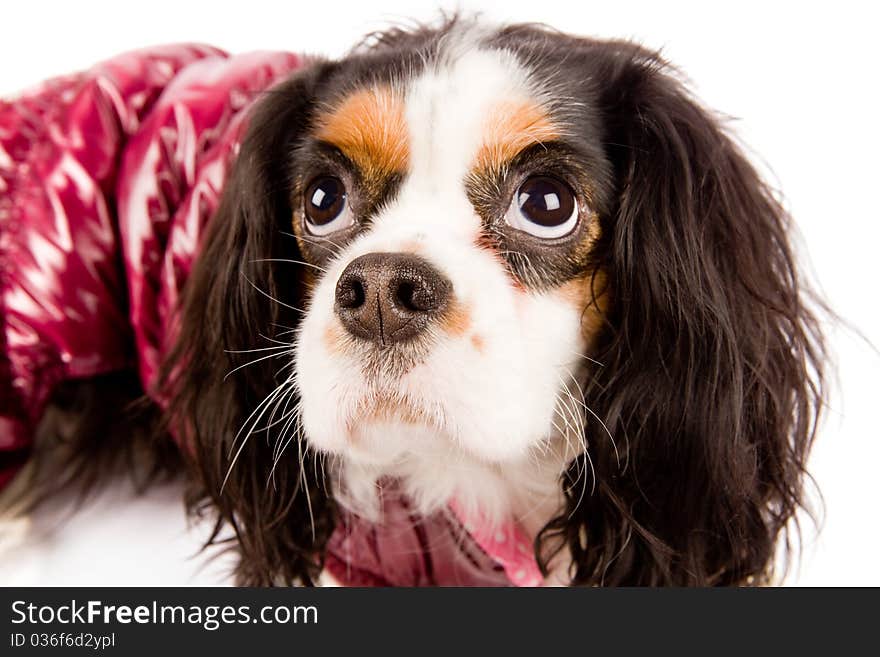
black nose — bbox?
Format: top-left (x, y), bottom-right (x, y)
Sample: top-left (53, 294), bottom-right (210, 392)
top-left (334, 252), bottom-right (452, 346)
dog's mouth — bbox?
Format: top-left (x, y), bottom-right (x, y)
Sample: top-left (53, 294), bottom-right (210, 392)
top-left (331, 362), bottom-right (460, 465)
top-left (345, 387), bottom-right (441, 436)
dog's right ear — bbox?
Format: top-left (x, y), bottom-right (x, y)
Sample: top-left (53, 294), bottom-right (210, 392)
top-left (535, 39), bottom-right (826, 585)
top-left (161, 60), bottom-right (340, 585)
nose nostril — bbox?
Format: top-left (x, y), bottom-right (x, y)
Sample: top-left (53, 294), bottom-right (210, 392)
top-left (338, 278), bottom-right (366, 309)
top-left (392, 277), bottom-right (447, 313)
top-left (394, 280), bottom-right (419, 312)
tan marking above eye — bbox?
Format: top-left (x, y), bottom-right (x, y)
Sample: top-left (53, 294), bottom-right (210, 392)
top-left (473, 99), bottom-right (560, 172)
top-left (313, 86), bottom-right (409, 179)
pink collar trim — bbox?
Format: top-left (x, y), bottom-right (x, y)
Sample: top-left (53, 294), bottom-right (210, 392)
top-left (449, 501), bottom-right (544, 587)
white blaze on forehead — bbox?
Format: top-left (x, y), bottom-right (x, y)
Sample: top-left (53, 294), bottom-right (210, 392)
top-left (404, 46), bottom-right (533, 199)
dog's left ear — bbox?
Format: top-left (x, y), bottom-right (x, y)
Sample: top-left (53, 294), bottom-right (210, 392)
top-left (161, 60), bottom-right (341, 585)
top-left (538, 40), bottom-right (827, 585)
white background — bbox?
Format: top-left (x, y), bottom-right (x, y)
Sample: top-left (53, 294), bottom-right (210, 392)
top-left (1, 0), bottom-right (877, 585)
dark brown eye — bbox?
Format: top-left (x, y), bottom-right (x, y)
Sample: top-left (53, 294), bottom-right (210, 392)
top-left (303, 176), bottom-right (351, 234)
top-left (506, 175), bottom-right (578, 238)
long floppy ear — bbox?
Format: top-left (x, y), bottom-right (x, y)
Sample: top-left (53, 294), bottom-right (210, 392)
top-left (162, 61), bottom-right (339, 585)
top-left (539, 42), bottom-right (826, 585)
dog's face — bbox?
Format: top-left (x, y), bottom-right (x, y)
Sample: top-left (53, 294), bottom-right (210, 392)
top-left (170, 20), bottom-right (824, 585)
top-left (292, 29), bottom-right (611, 517)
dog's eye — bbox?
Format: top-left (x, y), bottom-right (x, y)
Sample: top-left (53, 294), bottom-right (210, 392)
top-left (505, 175), bottom-right (578, 239)
top-left (303, 176), bottom-right (351, 235)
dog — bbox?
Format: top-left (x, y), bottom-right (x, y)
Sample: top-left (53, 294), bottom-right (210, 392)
top-left (158, 18), bottom-right (826, 586)
top-left (3, 18), bottom-right (826, 586)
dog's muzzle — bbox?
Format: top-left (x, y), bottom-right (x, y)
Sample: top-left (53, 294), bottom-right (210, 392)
top-left (334, 252), bottom-right (452, 346)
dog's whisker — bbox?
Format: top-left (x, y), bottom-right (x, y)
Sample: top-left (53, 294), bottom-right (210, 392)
top-left (563, 381), bottom-right (590, 458)
top-left (223, 349), bottom-right (293, 381)
top-left (272, 402), bottom-right (302, 464)
top-left (268, 407), bottom-right (301, 487)
top-left (250, 257), bottom-right (328, 273)
top-left (562, 349), bottom-right (605, 368)
top-left (227, 377), bottom-right (292, 454)
top-left (551, 400), bottom-right (589, 496)
top-left (549, 415), bottom-right (574, 470)
top-left (575, 447), bottom-right (597, 512)
top-left (560, 376), bottom-right (597, 506)
top-left (312, 443), bottom-right (323, 491)
top-left (551, 405), bottom-right (582, 475)
top-left (296, 426), bottom-right (317, 543)
top-left (223, 376), bottom-right (294, 478)
top-left (549, 407), bottom-right (589, 495)
top-left (268, 322), bottom-right (298, 335)
top-left (224, 344), bottom-right (291, 354)
top-left (242, 273), bottom-right (306, 314)
top-left (271, 360), bottom-right (296, 381)
top-left (258, 332), bottom-right (299, 348)
top-left (558, 368), bottom-right (622, 472)
top-left (549, 378), bottom-right (594, 509)
top-left (262, 388), bottom-right (299, 439)
top-left (283, 231), bottom-right (346, 255)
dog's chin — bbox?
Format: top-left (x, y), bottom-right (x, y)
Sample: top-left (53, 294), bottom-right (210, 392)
top-left (301, 384), bottom-right (541, 465)
top-left (338, 406), bottom-right (449, 468)
top-left (326, 414), bottom-right (472, 522)
top-left (298, 383), bottom-right (572, 527)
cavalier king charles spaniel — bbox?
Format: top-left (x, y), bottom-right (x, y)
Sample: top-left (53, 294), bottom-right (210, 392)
top-left (150, 19), bottom-right (827, 586)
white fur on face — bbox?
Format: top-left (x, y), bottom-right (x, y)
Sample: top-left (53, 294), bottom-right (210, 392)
top-left (294, 40), bottom-right (588, 526)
